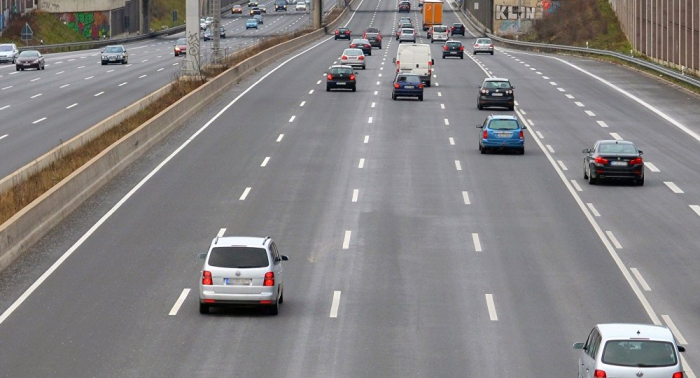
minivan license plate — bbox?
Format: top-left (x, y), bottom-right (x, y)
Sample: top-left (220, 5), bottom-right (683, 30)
top-left (226, 278), bottom-right (251, 285)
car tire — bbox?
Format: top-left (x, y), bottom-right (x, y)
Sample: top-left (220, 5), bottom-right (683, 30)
top-left (588, 170), bottom-right (597, 185)
top-left (425, 81), bottom-right (431, 87)
top-left (326, 84), bottom-right (331, 92)
top-left (583, 164), bottom-right (589, 179)
top-left (460, 55), bottom-right (464, 59)
top-left (480, 146), bottom-right (487, 154)
top-left (352, 86), bottom-right (356, 92)
top-left (637, 176), bottom-right (645, 186)
top-left (392, 92), bottom-right (396, 100)
top-left (268, 298), bottom-right (279, 316)
top-left (15, 66), bottom-right (19, 71)
top-left (419, 95), bottom-right (423, 101)
top-left (508, 105), bottom-right (514, 111)
top-left (101, 61), bottom-right (106, 65)
top-left (518, 148), bottom-right (524, 155)
top-left (199, 303), bottom-right (209, 314)
top-left (279, 290), bottom-right (284, 304)
top-left (477, 102), bottom-right (483, 110)
top-left (490, 52), bottom-right (494, 55)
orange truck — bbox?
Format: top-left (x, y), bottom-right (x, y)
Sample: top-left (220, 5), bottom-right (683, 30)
top-left (421, 0), bottom-right (443, 31)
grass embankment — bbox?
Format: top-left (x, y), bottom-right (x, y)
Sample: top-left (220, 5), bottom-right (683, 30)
top-left (524, 0), bottom-right (631, 53)
top-left (150, 0), bottom-right (187, 31)
top-left (0, 10), bottom-right (88, 46)
top-left (0, 27), bottom-right (315, 226)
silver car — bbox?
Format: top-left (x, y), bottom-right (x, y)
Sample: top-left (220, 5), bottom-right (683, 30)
top-left (101, 45), bottom-right (128, 65)
top-left (339, 48), bottom-right (366, 69)
top-left (473, 37), bottom-right (494, 55)
top-left (0, 43), bottom-right (19, 64)
top-left (399, 28), bottom-right (416, 43)
top-left (198, 236), bottom-right (288, 315)
top-left (573, 323), bottom-right (686, 378)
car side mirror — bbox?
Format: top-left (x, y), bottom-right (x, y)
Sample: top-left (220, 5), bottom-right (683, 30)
top-left (511, 86), bottom-right (515, 89)
top-left (572, 342), bottom-right (585, 350)
top-left (638, 150), bottom-right (643, 155)
top-left (281, 255), bottom-right (289, 261)
top-left (197, 253), bottom-right (207, 260)
top-left (678, 345), bottom-right (686, 352)
top-left (392, 58), bottom-right (396, 63)
top-left (582, 149), bottom-right (590, 153)
top-left (476, 124), bottom-right (483, 128)
top-left (522, 126), bottom-right (527, 130)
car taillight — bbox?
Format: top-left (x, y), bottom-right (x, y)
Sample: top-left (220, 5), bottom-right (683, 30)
top-left (443, 45), bottom-right (448, 50)
top-left (594, 156), bottom-right (609, 164)
top-left (202, 271), bottom-right (212, 285)
top-left (263, 272), bottom-right (274, 286)
top-left (459, 46), bottom-right (464, 51)
top-left (474, 44), bottom-right (479, 48)
top-left (519, 130), bottom-right (524, 139)
top-left (394, 83), bottom-right (400, 89)
top-left (358, 55), bottom-right (364, 60)
top-left (327, 73), bottom-right (333, 80)
top-left (349, 74), bottom-right (355, 80)
top-left (365, 44), bottom-right (371, 48)
top-left (418, 83), bottom-right (424, 88)
top-left (628, 157), bottom-right (643, 165)
top-left (672, 372), bottom-right (683, 378)
top-left (593, 370), bottom-right (606, 378)
top-left (350, 44), bottom-right (356, 48)
top-left (377, 35), bottom-right (381, 40)
top-left (335, 31), bottom-right (339, 34)
top-left (489, 44), bottom-right (494, 48)
top-left (341, 55), bottom-right (348, 59)
top-left (483, 130), bottom-right (488, 139)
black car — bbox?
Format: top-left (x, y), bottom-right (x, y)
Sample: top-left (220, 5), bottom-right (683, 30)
top-left (326, 65), bottom-right (357, 92)
top-left (583, 140), bottom-right (645, 185)
top-left (392, 73), bottom-right (423, 101)
top-left (363, 28), bottom-right (382, 49)
top-left (477, 77), bottom-right (514, 110)
top-left (349, 38), bottom-right (372, 55)
top-left (450, 23), bottom-right (465, 36)
top-left (275, 0), bottom-right (287, 11)
top-left (398, 1), bottom-right (410, 12)
top-left (442, 40), bottom-right (464, 59)
top-left (335, 27), bottom-right (351, 40)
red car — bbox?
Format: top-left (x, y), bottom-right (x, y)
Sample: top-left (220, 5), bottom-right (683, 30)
top-left (174, 37), bottom-right (187, 57)
top-left (335, 27), bottom-right (351, 40)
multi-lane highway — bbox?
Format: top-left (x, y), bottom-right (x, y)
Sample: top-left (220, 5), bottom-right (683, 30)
top-left (1, 0), bottom-right (700, 375)
top-left (0, 2), bottom-right (326, 178)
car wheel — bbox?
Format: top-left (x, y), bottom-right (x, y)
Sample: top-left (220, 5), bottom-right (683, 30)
top-left (392, 92), bottom-right (396, 100)
top-left (352, 86), bottom-right (356, 92)
top-left (636, 176), bottom-right (645, 186)
top-left (583, 163), bottom-right (589, 179)
top-left (426, 81), bottom-right (431, 87)
top-left (477, 102), bottom-right (483, 110)
top-left (279, 290), bottom-right (284, 304)
top-left (268, 297), bottom-right (279, 315)
top-left (326, 84), bottom-right (331, 92)
top-left (101, 61), bottom-right (106, 65)
top-left (490, 52), bottom-right (494, 55)
top-left (480, 146), bottom-right (487, 154)
top-left (460, 55), bottom-right (464, 59)
top-left (419, 95), bottom-right (423, 101)
top-left (508, 105), bottom-right (514, 111)
top-left (588, 170), bottom-right (597, 185)
top-left (519, 148), bottom-right (524, 155)
top-left (442, 55), bottom-right (445, 59)
top-left (199, 303), bottom-right (209, 314)
top-left (15, 66), bottom-right (19, 71)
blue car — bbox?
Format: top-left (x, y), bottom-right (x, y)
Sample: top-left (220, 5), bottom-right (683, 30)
top-left (246, 18), bottom-right (258, 29)
top-left (477, 114), bottom-right (526, 154)
top-left (391, 73), bottom-right (423, 101)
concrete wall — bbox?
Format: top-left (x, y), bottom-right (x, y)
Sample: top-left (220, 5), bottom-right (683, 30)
top-left (39, 0), bottom-right (125, 13)
top-left (609, 0), bottom-right (699, 77)
top-left (463, 0), bottom-right (545, 34)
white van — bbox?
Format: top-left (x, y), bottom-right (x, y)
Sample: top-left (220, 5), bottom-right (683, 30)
top-left (430, 24), bottom-right (449, 43)
top-left (394, 43), bottom-right (434, 87)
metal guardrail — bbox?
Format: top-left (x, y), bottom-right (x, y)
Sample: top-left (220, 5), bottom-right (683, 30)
top-left (454, 5), bottom-right (700, 89)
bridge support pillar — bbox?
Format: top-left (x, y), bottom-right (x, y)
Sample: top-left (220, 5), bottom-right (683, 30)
top-left (139, 0), bottom-right (150, 35)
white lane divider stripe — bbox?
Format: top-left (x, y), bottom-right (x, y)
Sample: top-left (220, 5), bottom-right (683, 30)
top-left (444, 119), bottom-right (449, 126)
top-left (661, 315), bottom-right (687, 345)
top-left (605, 231), bottom-right (622, 249)
top-left (352, 189), bottom-right (359, 202)
top-left (276, 134), bottom-right (284, 142)
top-left (472, 233), bottom-right (482, 252)
top-left (0, 105), bottom-right (10, 110)
top-left (690, 205), bottom-right (700, 217)
top-left (630, 268), bottom-right (651, 291)
top-left (597, 120), bottom-right (608, 128)
top-left (316, 80), bottom-right (321, 84)
top-left (330, 291), bottom-right (341, 318)
top-left (536, 131), bottom-right (544, 139)
top-left (644, 162), bottom-right (660, 172)
top-left (371, 102), bottom-right (376, 108)
top-left (66, 103), bottom-right (78, 109)
top-left (217, 228), bottom-right (227, 237)
top-left (309, 89), bottom-right (314, 94)
top-left (570, 179), bottom-right (582, 192)
top-left (610, 132), bottom-right (622, 140)
top-left (585, 110), bottom-right (595, 116)
top-left (368, 117), bottom-right (373, 124)
top-left (485, 294), bottom-right (498, 321)
top-left (32, 117), bottom-right (47, 124)
top-left (261, 157), bottom-right (270, 167)
top-left (455, 160), bottom-right (462, 171)
top-left (449, 137), bottom-right (455, 145)
top-left (364, 135), bottom-right (369, 143)
top-left (0, 134), bottom-right (8, 140)
top-left (440, 103), bottom-right (445, 109)
top-left (289, 115), bottom-right (295, 122)
top-left (546, 145), bottom-right (554, 153)
top-left (557, 160), bottom-right (568, 171)
top-left (565, 94), bottom-right (575, 99)
top-left (119, 82), bottom-right (128, 86)
top-left (342, 231), bottom-right (352, 249)
top-left (586, 203), bottom-right (600, 217)
top-left (358, 158), bottom-right (365, 168)
top-left (239, 187), bottom-right (251, 200)
top-left (664, 181), bottom-right (684, 194)
top-left (30, 93), bottom-right (42, 99)
top-left (94, 91), bottom-right (104, 97)
top-left (462, 191), bottom-right (470, 205)
top-left (574, 101), bottom-right (584, 107)
top-left (169, 288), bottom-right (191, 315)
top-left (300, 101), bottom-right (305, 107)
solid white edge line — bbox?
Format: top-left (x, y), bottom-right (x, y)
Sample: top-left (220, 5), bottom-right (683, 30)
top-left (485, 294), bottom-right (498, 321)
top-left (462, 191), bottom-right (470, 205)
top-left (472, 233), bottom-right (481, 252)
top-left (586, 203), bottom-right (600, 217)
top-left (512, 107), bottom-right (662, 326)
top-left (239, 187), bottom-right (252, 200)
top-left (661, 315), bottom-right (688, 345)
top-left (217, 228), bottom-right (227, 237)
top-left (342, 231), bottom-right (351, 249)
top-left (168, 288), bottom-right (191, 316)
top-left (605, 231), bottom-right (623, 249)
top-left (630, 268), bottom-right (651, 291)
top-left (329, 291), bottom-right (341, 318)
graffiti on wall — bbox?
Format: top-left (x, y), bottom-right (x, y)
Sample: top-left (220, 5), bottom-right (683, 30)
top-left (495, 5), bottom-right (536, 20)
top-left (39, 2), bottom-right (61, 12)
top-left (539, 0), bottom-right (560, 16)
top-left (58, 12), bottom-right (110, 39)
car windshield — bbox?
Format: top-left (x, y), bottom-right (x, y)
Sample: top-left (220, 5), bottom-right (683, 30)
top-left (398, 75), bottom-right (420, 83)
top-left (331, 67), bottom-right (353, 75)
top-left (105, 47), bottom-right (123, 53)
top-left (177, 38), bottom-right (186, 45)
top-left (433, 26), bottom-right (447, 32)
top-left (598, 143), bottom-right (637, 154)
top-left (477, 38), bottom-right (492, 44)
top-left (19, 51), bottom-right (39, 57)
top-left (484, 81), bottom-right (511, 89)
top-left (602, 340), bottom-right (677, 367)
top-left (0, 45), bottom-right (13, 51)
top-left (488, 119), bottom-right (519, 130)
top-left (208, 247), bottom-right (269, 268)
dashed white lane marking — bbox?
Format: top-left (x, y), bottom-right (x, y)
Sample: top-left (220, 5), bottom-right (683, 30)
top-left (438, 92), bottom-right (442, 97)
top-left (30, 78), bottom-right (40, 82)
top-left (352, 189), bottom-right (359, 202)
top-left (217, 228), bottom-right (226, 237)
top-left (0, 105), bottom-right (9, 110)
top-left (141, 59), bottom-right (148, 63)
top-left (545, 145), bottom-right (554, 153)
top-left (536, 131), bottom-right (544, 139)
top-left (586, 203), bottom-right (600, 217)
top-left (462, 191), bottom-right (470, 205)
top-left (557, 160), bottom-right (568, 171)
top-left (60, 84), bottom-right (70, 88)
top-left (239, 187), bottom-right (252, 200)
top-left (444, 119), bottom-right (449, 126)
top-left (300, 101), bottom-right (305, 107)
top-left (30, 93), bottom-right (42, 99)
top-left (276, 134), bottom-right (284, 142)
top-left (526, 119), bottom-right (533, 126)
top-left (32, 117), bottom-right (47, 124)
top-left (571, 180), bottom-right (583, 192)
top-left (536, 71), bottom-right (542, 74)
top-left (309, 89), bottom-right (314, 94)
top-left (542, 76), bottom-right (549, 79)
top-left (664, 182), bottom-right (684, 194)
top-left (106, 69), bottom-right (114, 73)
top-left (261, 157), bottom-right (270, 167)
top-left (605, 231), bottom-right (623, 249)
top-left (289, 115), bottom-right (295, 122)
top-left (485, 294), bottom-right (498, 321)
top-left (374, 91), bottom-right (378, 95)
top-left (119, 82), bottom-right (127, 86)
top-left (661, 315), bottom-right (687, 345)
top-left (138, 74), bottom-right (147, 79)
top-left (358, 158), bottom-right (365, 168)
top-left (0, 134), bottom-right (7, 140)
top-left (557, 88), bottom-right (565, 92)
top-left (690, 205), bottom-right (700, 217)
top-left (368, 117), bottom-right (373, 124)
top-left (449, 137), bottom-right (455, 145)
top-left (342, 231), bottom-right (352, 249)
top-left (330, 291), bottom-right (341, 318)
top-left (644, 162), bottom-right (659, 172)
top-left (77, 65), bottom-right (85, 69)
top-left (610, 132), bottom-right (622, 140)
top-left (316, 80), bottom-right (321, 84)
top-left (94, 91), bottom-right (104, 97)
top-left (84, 76), bottom-right (94, 80)
top-left (585, 110), bottom-right (596, 116)
top-left (376, 81), bottom-right (380, 85)
top-left (1, 86), bottom-right (11, 90)
top-left (364, 135), bottom-right (369, 143)
top-left (168, 288), bottom-right (191, 316)
top-left (440, 103), bottom-right (445, 109)
top-left (597, 121), bottom-right (608, 128)
top-left (472, 233), bottom-right (482, 252)
top-left (565, 94), bottom-right (574, 99)
top-left (520, 110), bottom-right (526, 115)
top-left (630, 268), bottom-right (652, 291)
top-left (455, 160), bottom-right (462, 171)
top-left (157, 68), bottom-right (164, 72)
top-left (574, 101), bottom-right (584, 107)
top-left (549, 81), bottom-right (557, 85)
top-left (172, 63), bottom-right (178, 66)
top-left (435, 83), bottom-right (439, 86)
top-left (66, 103), bottom-right (78, 109)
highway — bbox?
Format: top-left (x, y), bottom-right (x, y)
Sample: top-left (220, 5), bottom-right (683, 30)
top-left (1, 0), bottom-right (700, 375)
top-left (0, 2), bottom-right (327, 179)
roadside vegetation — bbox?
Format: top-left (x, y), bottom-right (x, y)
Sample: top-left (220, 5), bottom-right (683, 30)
top-left (0, 10), bottom-right (88, 46)
top-left (150, 0), bottom-right (187, 31)
top-left (524, 0), bottom-right (631, 53)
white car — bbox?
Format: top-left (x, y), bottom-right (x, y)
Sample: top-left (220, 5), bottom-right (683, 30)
top-left (295, 1), bottom-right (307, 10)
top-left (339, 48), bottom-right (366, 70)
top-left (0, 43), bottom-right (19, 64)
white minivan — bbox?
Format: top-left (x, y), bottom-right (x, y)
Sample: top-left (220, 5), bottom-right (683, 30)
top-left (394, 43), bottom-right (434, 87)
top-left (430, 24), bottom-right (449, 43)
